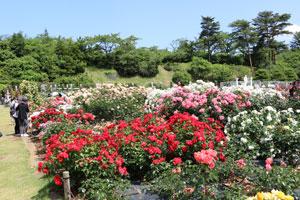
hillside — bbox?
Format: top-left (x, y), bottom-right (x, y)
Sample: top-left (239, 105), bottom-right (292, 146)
top-left (85, 63), bottom-right (252, 87)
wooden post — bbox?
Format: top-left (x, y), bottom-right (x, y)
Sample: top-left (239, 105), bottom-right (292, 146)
top-left (63, 171), bottom-right (71, 200)
top-left (80, 84), bottom-right (82, 89)
top-left (170, 82), bottom-right (173, 88)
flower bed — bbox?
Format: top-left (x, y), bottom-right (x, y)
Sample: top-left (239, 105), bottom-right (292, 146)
top-left (28, 80), bottom-right (300, 199)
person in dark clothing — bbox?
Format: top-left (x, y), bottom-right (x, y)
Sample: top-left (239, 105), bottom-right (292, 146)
top-left (16, 97), bottom-right (29, 137)
top-left (22, 97), bottom-right (29, 135)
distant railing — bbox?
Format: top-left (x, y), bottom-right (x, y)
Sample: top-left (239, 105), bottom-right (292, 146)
top-left (220, 77), bottom-right (293, 88)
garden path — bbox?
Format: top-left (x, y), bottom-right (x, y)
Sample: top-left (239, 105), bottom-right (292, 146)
top-left (0, 105), bottom-right (56, 200)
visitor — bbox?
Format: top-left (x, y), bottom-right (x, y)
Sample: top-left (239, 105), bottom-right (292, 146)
top-left (1, 95), bottom-right (4, 105)
top-left (16, 96), bottom-right (29, 137)
top-left (12, 97), bottom-right (20, 136)
top-left (56, 93), bottom-right (63, 101)
top-left (9, 97), bottom-right (16, 125)
top-left (22, 97), bottom-right (29, 135)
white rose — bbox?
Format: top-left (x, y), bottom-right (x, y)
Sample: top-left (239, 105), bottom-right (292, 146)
top-left (241, 138), bottom-right (248, 143)
top-left (248, 146), bottom-right (254, 150)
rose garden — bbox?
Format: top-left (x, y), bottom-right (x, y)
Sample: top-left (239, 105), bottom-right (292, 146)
top-left (3, 79), bottom-right (296, 200)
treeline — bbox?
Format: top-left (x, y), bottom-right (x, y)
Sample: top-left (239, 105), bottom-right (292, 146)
top-left (1, 10), bottom-right (300, 86)
top-left (0, 31), bottom-right (161, 85)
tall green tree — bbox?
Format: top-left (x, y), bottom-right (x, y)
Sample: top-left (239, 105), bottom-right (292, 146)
top-left (199, 16), bottom-right (220, 62)
top-left (9, 32), bottom-right (25, 57)
top-left (229, 19), bottom-right (258, 75)
top-left (253, 11), bottom-right (291, 65)
top-left (291, 32), bottom-right (300, 50)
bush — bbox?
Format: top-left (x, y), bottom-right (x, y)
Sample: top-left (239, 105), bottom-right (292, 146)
top-left (254, 69), bottom-right (270, 81)
top-left (271, 68), bottom-right (287, 81)
top-left (19, 80), bottom-right (42, 104)
top-left (163, 63), bottom-right (173, 71)
top-left (188, 57), bottom-right (213, 81)
top-left (138, 59), bottom-right (159, 77)
top-left (172, 71), bottom-right (192, 86)
top-left (225, 107), bottom-right (300, 164)
top-left (284, 68), bottom-right (298, 81)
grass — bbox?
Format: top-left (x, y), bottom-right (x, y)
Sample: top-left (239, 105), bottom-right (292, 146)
top-left (86, 64), bottom-right (185, 87)
top-left (0, 105), bottom-right (59, 200)
top-left (85, 63), bottom-right (252, 87)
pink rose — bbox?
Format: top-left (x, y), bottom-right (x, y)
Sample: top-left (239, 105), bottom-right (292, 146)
top-left (265, 164), bottom-right (272, 171)
top-left (265, 158), bottom-right (273, 165)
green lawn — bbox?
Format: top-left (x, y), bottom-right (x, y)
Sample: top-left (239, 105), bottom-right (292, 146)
top-left (86, 65), bottom-right (178, 87)
top-left (0, 105), bottom-right (58, 200)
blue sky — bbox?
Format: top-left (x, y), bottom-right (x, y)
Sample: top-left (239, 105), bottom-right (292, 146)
top-left (1, 0), bottom-right (300, 49)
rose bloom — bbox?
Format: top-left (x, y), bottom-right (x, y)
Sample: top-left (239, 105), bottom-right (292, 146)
top-left (173, 157), bottom-right (182, 166)
top-left (265, 158), bottom-right (273, 165)
top-left (184, 187), bottom-right (195, 194)
top-left (265, 164), bottom-right (272, 171)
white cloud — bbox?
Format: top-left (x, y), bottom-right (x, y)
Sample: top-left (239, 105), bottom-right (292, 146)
top-left (284, 24), bottom-right (300, 33)
top-left (275, 24), bottom-right (300, 43)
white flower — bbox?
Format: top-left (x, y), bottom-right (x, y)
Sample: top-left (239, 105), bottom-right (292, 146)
top-left (241, 138), bottom-right (248, 143)
top-left (259, 121), bottom-right (263, 126)
top-left (248, 146), bottom-right (254, 150)
top-left (266, 114), bottom-right (272, 122)
top-left (246, 119), bottom-right (252, 124)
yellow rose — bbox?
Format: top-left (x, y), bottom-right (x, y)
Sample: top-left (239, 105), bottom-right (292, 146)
top-left (277, 191), bottom-right (285, 199)
top-left (257, 192), bottom-right (264, 200)
top-left (284, 196), bottom-right (294, 200)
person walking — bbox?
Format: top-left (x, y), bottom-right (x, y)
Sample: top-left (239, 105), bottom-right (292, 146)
top-left (16, 96), bottom-right (29, 137)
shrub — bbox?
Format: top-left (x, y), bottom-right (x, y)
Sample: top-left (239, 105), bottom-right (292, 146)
top-left (284, 68), bottom-right (298, 81)
top-left (225, 107), bottom-right (300, 164)
top-left (163, 63), bottom-right (173, 71)
top-left (254, 69), bottom-right (270, 81)
top-left (19, 80), bottom-right (42, 104)
top-left (172, 71), bottom-right (192, 86)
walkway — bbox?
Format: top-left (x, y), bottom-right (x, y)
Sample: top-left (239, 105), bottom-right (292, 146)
top-left (0, 105), bottom-right (54, 200)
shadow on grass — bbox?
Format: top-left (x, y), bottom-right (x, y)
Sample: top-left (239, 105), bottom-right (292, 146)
top-left (31, 176), bottom-right (64, 200)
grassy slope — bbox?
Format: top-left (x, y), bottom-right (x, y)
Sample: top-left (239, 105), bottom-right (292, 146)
top-left (86, 63), bottom-right (251, 86)
top-left (0, 105), bottom-right (54, 200)
top-left (86, 64), bottom-right (187, 87)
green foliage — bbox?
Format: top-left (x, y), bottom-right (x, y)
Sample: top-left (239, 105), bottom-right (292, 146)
top-left (188, 57), bottom-right (234, 82)
top-left (199, 16), bottom-right (221, 62)
top-left (284, 68), bottom-right (298, 81)
top-left (271, 68), bottom-right (287, 81)
top-left (54, 73), bottom-right (94, 85)
top-left (115, 48), bottom-right (160, 77)
top-left (254, 69), bottom-right (270, 81)
top-left (172, 71), bottom-right (192, 86)
top-left (276, 50), bottom-right (300, 76)
top-left (0, 84), bottom-right (7, 93)
top-left (290, 31), bottom-right (300, 50)
top-left (188, 57), bottom-right (213, 81)
top-left (9, 32), bottom-right (25, 57)
top-left (79, 176), bottom-right (129, 200)
top-left (19, 80), bottom-right (42, 104)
